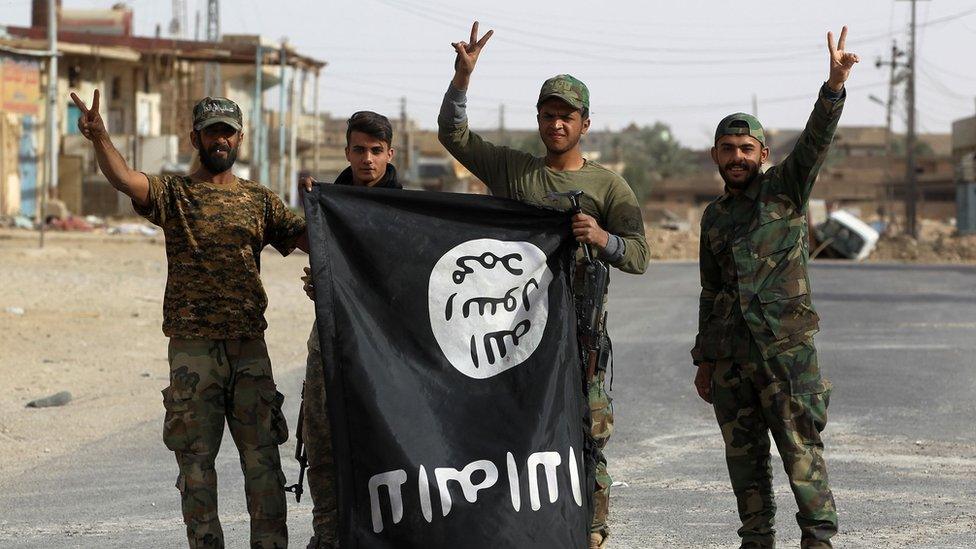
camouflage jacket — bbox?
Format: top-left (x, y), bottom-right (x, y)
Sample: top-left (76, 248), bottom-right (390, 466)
top-left (135, 174), bottom-right (307, 339)
top-left (692, 86), bottom-right (845, 363)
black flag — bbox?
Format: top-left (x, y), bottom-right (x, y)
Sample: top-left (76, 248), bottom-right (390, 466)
top-left (305, 185), bottom-right (592, 548)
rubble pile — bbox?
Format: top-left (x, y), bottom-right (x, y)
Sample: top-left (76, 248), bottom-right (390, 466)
top-left (871, 219), bottom-right (976, 263)
top-left (646, 227), bottom-right (699, 260)
top-left (872, 233), bottom-right (976, 262)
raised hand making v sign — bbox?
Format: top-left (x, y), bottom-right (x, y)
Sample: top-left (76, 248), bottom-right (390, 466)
top-left (70, 89), bottom-right (150, 205)
top-left (692, 26), bottom-right (860, 548)
top-left (70, 89), bottom-right (106, 141)
top-left (826, 25), bottom-right (860, 92)
top-left (437, 21), bottom-right (651, 548)
top-left (450, 21), bottom-right (493, 91)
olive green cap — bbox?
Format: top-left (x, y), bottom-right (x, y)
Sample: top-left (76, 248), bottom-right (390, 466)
top-left (537, 74), bottom-right (589, 112)
top-left (192, 97), bottom-right (243, 132)
top-left (714, 112), bottom-right (766, 147)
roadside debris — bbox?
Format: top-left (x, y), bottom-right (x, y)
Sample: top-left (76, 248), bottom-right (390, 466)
top-left (4, 306), bottom-right (25, 316)
top-left (645, 227), bottom-right (699, 260)
top-left (26, 391), bottom-right (73, 408)
top-left (812, 210), bottom-right (880, 260)
top-left (13, 216), bottom-right (34, 230)
top-left (107, 223), bottom-right (159, 237)
top-left (49, 216), bottom-right (94, 232)
top-left (872, 219), bottom-right (976, 262)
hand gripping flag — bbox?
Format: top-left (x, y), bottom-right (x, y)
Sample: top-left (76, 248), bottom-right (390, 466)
top-left (304, 185), bottom-right (593, 548)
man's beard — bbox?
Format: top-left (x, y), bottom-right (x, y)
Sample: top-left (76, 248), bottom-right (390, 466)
top-left (199, 143), bottom-right (238, 174)
top-left (718, 160), bottom-right (760, 190)
top-left (541, 132), bottom-right (581, 156)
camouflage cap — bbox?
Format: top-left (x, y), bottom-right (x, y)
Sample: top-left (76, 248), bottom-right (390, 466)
top-left (192, 97), bottom-right (243, 132)
top-left (714, 112), bottom-right (766, 147)
top-left (537, 74), bottom-right (589, 112)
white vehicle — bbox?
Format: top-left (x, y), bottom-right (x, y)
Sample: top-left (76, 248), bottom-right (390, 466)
top-left (813, 210), bottom-right (880, 261)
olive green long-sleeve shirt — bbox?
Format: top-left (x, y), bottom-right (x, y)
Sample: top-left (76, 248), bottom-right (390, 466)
top-left (438, 85), bottom-right (649, 275)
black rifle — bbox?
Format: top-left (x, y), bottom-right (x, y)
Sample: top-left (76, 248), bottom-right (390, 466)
top-left (549, 190), bottom-right (611, 379)
top-left (285, 382), bottom-right (308, 502)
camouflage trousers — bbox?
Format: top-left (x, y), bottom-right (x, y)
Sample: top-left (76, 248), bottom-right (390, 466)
top-left (163, 338), bottom-right (290, 549)
top-left (588, 371), bottom-right (614, 539)
top-left (303, 324), bottom-right (338, 544)
top-left (302, 325), bottom-right (615, 542)
top-left (711, 339), bottom-right (836, 549)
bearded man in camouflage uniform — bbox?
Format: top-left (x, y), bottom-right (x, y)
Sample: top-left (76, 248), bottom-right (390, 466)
top-left (72, 91), bottom-right (307, 548)
top-left (439, 22), bottom-right (649, 549)
top-left (692, 27), bottom-right (860, 549)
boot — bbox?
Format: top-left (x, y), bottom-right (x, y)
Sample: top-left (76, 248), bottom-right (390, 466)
top-left (305, 534), bottom-right (334, 549)
top-left (589, 531), bottom-right (608, 549)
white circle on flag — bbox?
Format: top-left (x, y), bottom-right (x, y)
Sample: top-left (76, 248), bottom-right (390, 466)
top-left (428, 239), bottom-right (553, 379)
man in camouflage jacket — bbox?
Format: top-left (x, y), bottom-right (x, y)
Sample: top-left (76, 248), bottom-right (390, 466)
top-left (71, 91), bottom-right (307, 548)
top-left (692, 27), bottom-right (860, 549)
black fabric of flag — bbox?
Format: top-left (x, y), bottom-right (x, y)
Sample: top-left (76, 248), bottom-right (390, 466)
top-left (305, 185), bottom-right (593, 549)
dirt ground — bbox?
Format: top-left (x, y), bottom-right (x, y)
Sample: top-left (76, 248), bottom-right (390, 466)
top-left (0, 229), bottom-right (314, 478)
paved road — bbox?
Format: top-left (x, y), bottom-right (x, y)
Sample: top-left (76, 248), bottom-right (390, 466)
top-left (2, 262), bottom-right (975, 548)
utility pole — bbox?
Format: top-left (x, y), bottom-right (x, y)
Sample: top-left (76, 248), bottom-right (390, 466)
top-left (278, 40), bottom-right (287, 199)
top-left (41, 0), bottom-right (57, 248)
top-left (400, 96), bottom-right (413, 181)
top-left (251, 43), bottom-right (263, 183)
top-left (169, 0), bottom-right (187, 39)
top-left (313, 70), bottom-right (321, 177)
top-left (287, 67), bottom-right (301, 207)
top-left (751, 93), bottom-right (758, 118)
top-left (204, 0), bottom-right (220, 96)
top-left (498, 103), bottom-right (506, 146)
top-left (905, 0), bottom-right (919, 239)
top-left (898, 0), bottom-right (929, 239)
top-left (875, 39), bottom-right (906, 231)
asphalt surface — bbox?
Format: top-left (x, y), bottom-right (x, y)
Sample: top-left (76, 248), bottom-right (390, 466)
top-left (1, 261), bottom-right (975, 548)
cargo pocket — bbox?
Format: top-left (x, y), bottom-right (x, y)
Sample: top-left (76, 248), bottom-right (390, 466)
top-left (259, 385), bottom-right (289, 446)
top-left (161, 386), bottom-right (195, 452)
top-left (174, 472), bottom-right (187, 498)
top-left (752, 217), bottom-right (796, 259)
top-left (790, 378), bottom-right (832, 440)
top-left (588, 378), bottom-right (613, 447)
top-left (759, 280), bottom-right (817, 342)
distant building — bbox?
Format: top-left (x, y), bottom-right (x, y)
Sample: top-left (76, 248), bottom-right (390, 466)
top-left (952, 115), bottom-right (976, 162)
top-left (952, 115), bottom-right (976, 233)
top-left (649, 125), bottom-right (957, 224)
top-left (0, 0), bottom-right (324, 218)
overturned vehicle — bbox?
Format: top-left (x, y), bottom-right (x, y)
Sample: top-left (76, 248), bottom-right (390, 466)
top-left (811, 210), bottom-right (880, 260)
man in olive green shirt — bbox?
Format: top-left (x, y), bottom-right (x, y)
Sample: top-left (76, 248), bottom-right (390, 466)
top-left (438, 22), bottom-right (649, 549)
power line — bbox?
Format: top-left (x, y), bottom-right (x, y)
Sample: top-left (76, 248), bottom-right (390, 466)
top-left (371, 0), bottom-right (820, 65)
top-left (917, 68), bottom-right (975, 103)
top-left (377, 0), bottom-right (957, 55)
top-left (921, 57), bottom-right (976, 82)
top-left (323, 79), bottom-right (887, 117)
top-left (374, 0), bottom-right (976, 65)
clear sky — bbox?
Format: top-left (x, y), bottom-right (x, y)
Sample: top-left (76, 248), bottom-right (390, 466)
top-left (3, 0), bottom-right (975, 148)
